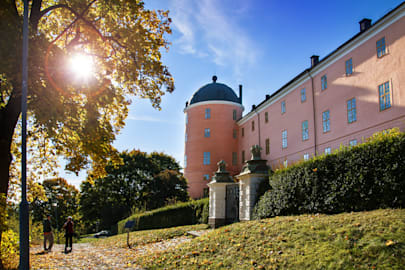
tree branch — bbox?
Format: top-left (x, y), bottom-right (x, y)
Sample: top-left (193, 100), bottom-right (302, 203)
top-left (30, 0), bottom-right (43, 31)
top-left (39, 1), bottom-right (105, 42)
top-left (38, 1), bottom-right (127, 53)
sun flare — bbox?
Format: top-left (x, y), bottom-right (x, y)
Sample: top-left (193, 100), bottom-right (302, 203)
top-left (69, 53), bottom-right (94, 79)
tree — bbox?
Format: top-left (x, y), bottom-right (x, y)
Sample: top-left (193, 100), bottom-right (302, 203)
top-left (147, 170), bottom-right (189, 209)
top-left (31, 178), bottom-right (79, 232)
top-left (79, 150), bottom-right (189, 232)
top-left (0, 1), bottom-right (173, 264)
top-left (0, 0), bottom-right (173, 197)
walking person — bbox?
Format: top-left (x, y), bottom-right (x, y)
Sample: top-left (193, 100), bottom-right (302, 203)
top-left (43, 214), bottom-right (54, 252)
top-left (63, 216), bottom-right (74, 253)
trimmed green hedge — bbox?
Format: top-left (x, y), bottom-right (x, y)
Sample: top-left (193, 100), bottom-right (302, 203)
top-left (253, 129), bottom-right (405, 219)
top-left (118, 198), bottom-right (209, 234)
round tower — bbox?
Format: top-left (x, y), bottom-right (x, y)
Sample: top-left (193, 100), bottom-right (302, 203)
top-left (184, 76), bottom-right (244, 199)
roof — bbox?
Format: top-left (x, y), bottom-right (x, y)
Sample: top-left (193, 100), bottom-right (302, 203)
top-left (188, 76), bottom-right (241, 105)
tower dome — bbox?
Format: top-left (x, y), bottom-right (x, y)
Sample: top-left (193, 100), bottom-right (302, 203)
top-left (189, 76), bottom-right (241, 105)
top-left (184, 76), bottom-right (244, 199)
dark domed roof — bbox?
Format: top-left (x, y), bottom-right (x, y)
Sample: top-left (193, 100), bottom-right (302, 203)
top-left (189, 76), bottom-right (241, 105)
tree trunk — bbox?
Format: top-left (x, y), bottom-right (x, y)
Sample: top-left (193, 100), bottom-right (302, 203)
top-left (0, 92), bottom-right (21, 196)
top-left (0, 85), bottom-right (22, 269)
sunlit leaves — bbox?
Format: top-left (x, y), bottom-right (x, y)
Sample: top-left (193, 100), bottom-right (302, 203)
top-left (1, 0), bottom-right (174, 195)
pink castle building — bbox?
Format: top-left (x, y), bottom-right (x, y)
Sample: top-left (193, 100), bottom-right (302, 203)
top-left (184, 2), bottom-right (405, 199)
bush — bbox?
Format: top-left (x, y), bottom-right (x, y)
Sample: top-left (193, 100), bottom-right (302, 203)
top-left (0, 194), bottom-right (19, 269)
top-left (1, 229), bottom-right (18, 269)
top-left (117, 198), bottom-right (208, 234)
top-left (253, 129), bottom-right (405, 219)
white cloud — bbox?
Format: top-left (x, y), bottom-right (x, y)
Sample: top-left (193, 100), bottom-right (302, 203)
top-left (170, 0), bottom-right (197, 54)
top-left (169, 0), bottom-right (258, 78)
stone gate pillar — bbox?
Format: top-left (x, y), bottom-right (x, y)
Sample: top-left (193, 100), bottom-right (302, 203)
top-left (208, 160), bottom-right (235, 228)
top-left (236, 145), bottom-right (269, 221)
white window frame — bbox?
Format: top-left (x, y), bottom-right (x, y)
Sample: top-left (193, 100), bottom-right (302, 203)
top-left (282, 130), bottom-right (287, 149)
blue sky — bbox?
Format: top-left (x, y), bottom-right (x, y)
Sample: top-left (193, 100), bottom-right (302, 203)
top-left (62, 0), bottom-right (404, 188)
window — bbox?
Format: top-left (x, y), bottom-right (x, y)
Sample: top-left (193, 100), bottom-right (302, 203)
top-left (322, 110), bottom-right (330, 133)
top-left (349, 139), bottom-right (357, 146)
top-left (379, 81), bottom-right (391, 111)
top-left (184, 155), bottom-right (187, 168)
top-left (203, 152), bottom-right (210, 165)
top-left (265, 112), bottom-right (269, 123)
top-left (283, 160), bottom-right (288, 168)
top-left (282, 130), bottom-right (287, 149)
top-left (242, 128), bottom-right (244, 137)
top-left (252, 121), bottom-right (255, 131)
top-left (265, 138), bottom-right (270, 155)
top-left (325, 147), bottom-right (331, 155)
top-left (185, 133), bottom-right (188, 142)
top-left (281, 101), bottom-right (286, 114)
top-left (233, 110), bottom-right (237, 120)
top-left (232, 152), bottom-right (237, 165)
top-left (301, 88), bottom-right (306, 102)
top-left (233, 129), bottom-right (237, 139)
top-left (321, 75), bottom-right (327, 90)
top-left (185, 114), bottom-right (188, 124)
top-left (304, 153), bottom-right (309, 160)
top-left (376, 37), bottom-right (386, 58)
top-left (203, 188), bottom-right (209, 198)
top-left (204, 128), bottom-right (210, 137)
top-left (347, 98), bottom-right (357, 123)
top-left (205, 108), bottom-right (211, 119)
top-left (302, 120), bottom-right (309, 141)
top-left (203, 174), bottom-right (210, 181)
top-left (241, 150), bottom-right (245, 164)
top-left (345, 58), bottom-right (353, 75)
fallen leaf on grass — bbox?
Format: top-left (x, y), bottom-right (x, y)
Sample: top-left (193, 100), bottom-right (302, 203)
top-left (385, 240), bottom-right (395, 246)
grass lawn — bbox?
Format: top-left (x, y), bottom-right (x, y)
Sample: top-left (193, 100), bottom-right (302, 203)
top-left (82, 224), bottom-right (210, 248)
top-left (131, 209), bottom-right (405, 269)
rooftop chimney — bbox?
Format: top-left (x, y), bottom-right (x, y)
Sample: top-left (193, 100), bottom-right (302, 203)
top-left (311, 55), bottom-right (319, 67)
top-left (359, 18), bottom-right (372, 32)
top-left (239, 84), bottom-right (243, 104)
top-left (251, 104), bottom-right (256, 111)
top-left (265, 94), bottom-right (270, 100)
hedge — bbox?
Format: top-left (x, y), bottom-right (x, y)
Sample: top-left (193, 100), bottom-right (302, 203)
top-left (118, 198), bottom-right (209, 234)
top-left (253, 129), bottom-right (405, 219)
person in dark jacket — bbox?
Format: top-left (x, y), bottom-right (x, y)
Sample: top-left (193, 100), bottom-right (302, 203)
top-left (63, 216), bottom-right (74, 253)
top-left (43, 214), bottom-right (53, 252)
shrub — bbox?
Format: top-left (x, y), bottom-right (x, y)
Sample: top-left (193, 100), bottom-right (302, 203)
top-left (0, 194), bottom-right (19, 269)
top-left (118, 198), bottom-right (208, 234)
top-left (253, 129), bottom-right (405, 219)
top-left (1, 229), bottom-right (18, 269)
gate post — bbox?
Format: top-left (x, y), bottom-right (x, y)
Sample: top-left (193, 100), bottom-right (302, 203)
top-left (208, 160), bottom-right (235, 228)
top-left (236, 145), bottom-right (269, 221)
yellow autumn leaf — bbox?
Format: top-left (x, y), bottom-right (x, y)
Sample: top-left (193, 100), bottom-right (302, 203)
top-left (385, 240), bottom-right (395, 246)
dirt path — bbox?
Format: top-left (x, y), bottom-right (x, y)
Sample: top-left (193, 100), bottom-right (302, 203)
top-left (30, 236), bottom-right (191, 269)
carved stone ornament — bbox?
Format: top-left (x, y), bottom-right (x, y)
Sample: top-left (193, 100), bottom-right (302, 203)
top-left (240, 145), bottom-right (269, 174)
top-left (251, 145), bottom-right (262, 160)
top-left (217, 160), bottom-right (227, 172)
top-left (209, 160), bottom-right (234, 183)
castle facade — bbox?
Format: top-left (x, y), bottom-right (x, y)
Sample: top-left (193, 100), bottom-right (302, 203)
top-left (184, 2), bottom-right (405, 199)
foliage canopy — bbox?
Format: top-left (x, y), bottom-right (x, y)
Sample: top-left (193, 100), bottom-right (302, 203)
top-left (0, 0), bottom-right (174, 197)
top-left (80, 150), bottom-right (189, 232)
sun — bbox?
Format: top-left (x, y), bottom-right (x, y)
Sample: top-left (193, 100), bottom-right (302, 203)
top-left (69, 53), bottom-right (94, 79)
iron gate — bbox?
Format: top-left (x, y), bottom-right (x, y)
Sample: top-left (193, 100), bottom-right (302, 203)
top-left (225, 183), bottom-right (239, 223)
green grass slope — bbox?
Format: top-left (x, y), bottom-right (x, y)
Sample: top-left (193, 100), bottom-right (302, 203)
top-left (137, 209), bottom-right (405, 269)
